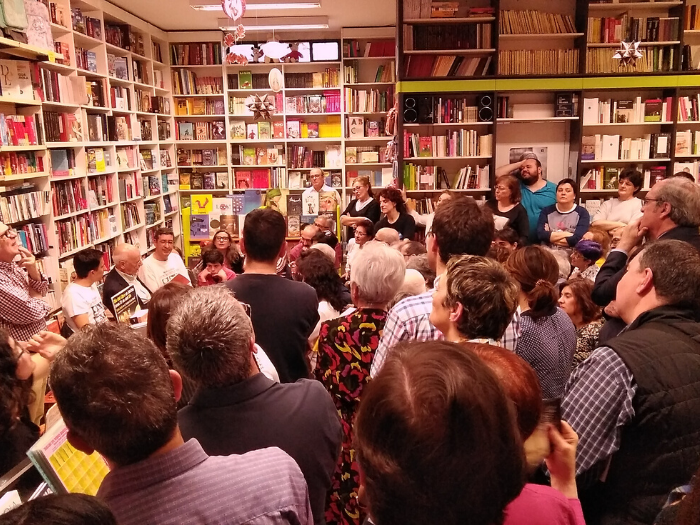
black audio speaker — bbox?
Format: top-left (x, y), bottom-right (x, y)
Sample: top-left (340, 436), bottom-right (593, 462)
top-left (404, 97), bottom-right (418, 123)
top-left (478, 94), bottom-right (493, 122)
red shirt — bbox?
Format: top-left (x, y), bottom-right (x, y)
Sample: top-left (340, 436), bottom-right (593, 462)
top-left (199, 267), bottom-right (236, 286)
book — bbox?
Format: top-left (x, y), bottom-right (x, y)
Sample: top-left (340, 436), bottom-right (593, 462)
top-left (258, 121), bottom-right (271, 140)
top-left (246, 123), bottom-right (258, 140)
top-left (348, 116), bottom-right (364, 138)
top-left (242, 147), bottom-right (256, 166)
top-left (304, 191), bottom-right (319, 215)
top-left (644, 99), bottom-right (663, 122)
top-left (307, 122), bottom-right (319, 139)
top-left (27, 417), bottom-right (110, 495)
top-left (231, 120), bottom-right (245, 139)
top-left (287, 120), bottom-right (300, 139)
top-left (287, 215), bottom-right (300, 237)
top-left (190, 214), bottom-right (210, 240)
top-left (325, 145), bottom-right (342, 168)
top-left (238, 71), bottom-right (253, 89)
top-left (273, 121), bottom-right (285, 138)
top-left (287, 194), bottom-right (303, 215)
top-left (111, 284), bottom-right (141, 323)
top-left (179, 172), bottom-right (191, 190)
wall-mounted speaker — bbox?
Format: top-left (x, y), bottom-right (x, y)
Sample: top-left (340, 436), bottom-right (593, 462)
top-left (478, 94), bottom-right (493, 122)
top-left (403, 97), bottom-right (418, 123)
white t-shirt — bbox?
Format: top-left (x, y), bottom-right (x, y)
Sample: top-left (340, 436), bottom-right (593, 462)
top-left (592, 197), bottom-right (643, 224)
top-left (138, 252), bottom-right (191, 293)
top-left (302, 184), bottom-right (341, 208)
top-left (62, 282), bottom-right (107, 332)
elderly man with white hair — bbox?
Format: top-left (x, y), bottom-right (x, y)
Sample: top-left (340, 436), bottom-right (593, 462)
top-left (374, 227), bottom-right (401, 246)
top-left (103, 243), bottom-right (151, 317)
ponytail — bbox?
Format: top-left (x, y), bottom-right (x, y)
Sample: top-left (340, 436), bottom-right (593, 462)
top-left (526, 279), bottom-right (558, 318)
top-left (504, 246), bottom-right (560, 319)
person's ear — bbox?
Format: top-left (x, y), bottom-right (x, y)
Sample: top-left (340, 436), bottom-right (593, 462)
top-left (448, 302), bottom-right (463, 324)
top-left (278, 241), bottom-right (287, 259)
top-left (637, 267), bottom-right (655, 296)
top-left (250, 336), bottom-right (257, 355)
top-left (658, 201), bottom-right (672, 220)
top-left (239, 237), bottom-right (247, 255)
top-left (170, 369), bottom-right (183, 402)
top-left (66, 430), bottom-right (95, 456)
top-left (350, 282), bottom-right (359, 305)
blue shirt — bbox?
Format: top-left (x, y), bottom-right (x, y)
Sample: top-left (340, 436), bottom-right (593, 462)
top-left (520, 180), bottom-right (556, 242)
top-left (537, 204), bottom-right (591, 248)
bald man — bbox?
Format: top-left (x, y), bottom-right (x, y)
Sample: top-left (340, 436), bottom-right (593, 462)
top-left (103, 244), bottom-right (151, 317)
top-left (375, 227), bottom-right (401, 246)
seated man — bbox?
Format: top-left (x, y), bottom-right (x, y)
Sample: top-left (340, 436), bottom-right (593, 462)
top-left (169, 287), bottom-right (342, 525)
top-left (49, 323), bottom-right (313, 525)
top-left (563, 240), bottom-right (700, 524)
top-left (429, 255), bottom-right (519, 347)
top-left (103, 244), bottom-right (150, 317)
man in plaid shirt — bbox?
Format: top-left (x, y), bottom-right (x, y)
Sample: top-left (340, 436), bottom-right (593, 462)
top-left (0, 222), bottom-right (49, 341)
top-left (371, 197), bottom-right (521, 377)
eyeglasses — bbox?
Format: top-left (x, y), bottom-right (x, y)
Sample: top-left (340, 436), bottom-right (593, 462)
top-left (0, 228), bottom-right (17, 239)
top-left (214, 236), bottom-right (229, 241)
top-left (643, 198), bottom-right (662, 207)
top-left (355, 231), bottom-right (367, 237)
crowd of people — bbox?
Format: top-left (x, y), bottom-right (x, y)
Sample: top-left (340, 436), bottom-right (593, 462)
top-left (1, 154), bottom-right (700, 525)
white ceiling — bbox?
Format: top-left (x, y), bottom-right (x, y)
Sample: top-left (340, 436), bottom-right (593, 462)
top-left (109, 0), bottom-right (396, 32)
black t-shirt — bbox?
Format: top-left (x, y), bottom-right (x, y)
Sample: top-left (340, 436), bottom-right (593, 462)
top-left (226, 274), bottom-right (319, 383)
top-left (485, 199), bottom-right (530, 244)
top-left (374, 212), bottom-right (416, 240)
top-left (341, 198), bottom-right (381, 240)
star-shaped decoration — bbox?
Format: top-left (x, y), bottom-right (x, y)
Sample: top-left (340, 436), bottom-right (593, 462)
top-left (613, 40), bottom-right (643, 68)
top-left (246, 94), bottom-right (275, 120)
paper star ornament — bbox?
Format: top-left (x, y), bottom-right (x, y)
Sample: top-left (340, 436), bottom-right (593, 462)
top-left (613, 40), bottom-right (643, 68)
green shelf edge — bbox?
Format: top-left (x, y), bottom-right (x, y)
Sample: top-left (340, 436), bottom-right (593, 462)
top-left (397, 74), bottom-right (700, 93)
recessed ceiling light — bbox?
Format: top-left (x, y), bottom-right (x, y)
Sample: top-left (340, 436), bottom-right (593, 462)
top-left (218, 16), bottom-right (329, 31)
top-left (190, 0), bottom-right (321, 11)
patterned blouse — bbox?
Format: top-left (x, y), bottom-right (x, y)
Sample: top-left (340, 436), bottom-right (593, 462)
top-left (573, 318), bottom-right (605, 368)
top-left (313, 308), bottom-right (387, 525)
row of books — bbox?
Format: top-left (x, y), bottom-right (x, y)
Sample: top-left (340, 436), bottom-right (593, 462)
top-left (586, 46), bottom-right (675, 74)
top-left (0, 188), bottom-right (51, 224)
top-left (582, 97), bottom-right (672, 125)
top-left (346, 146), bottom-right (389, 164)
top-left (347, 116), bottom-right (386, 138)
top-left (674, 130), bottom-right (700, 157)
top-left (344, 89), bottom-right (394, 114)
top-left (107, 54), bottom-right (129, 81)
top-left (229, 93), bottom-right (283, 115)
top-left (179, 171), bottom-right (228, 190)
top-left (105, 23), bottom-right (145, 56)
top-left (144, 202), bottom-right (161, 226)
top-left (580, 165), bottom-right (666, 191)
top-left (175, 121), bottom-right (226, 141)
top-left (586, 16), bottom-right (679, 44)
top-left (118, 173), bottom-right (141, 201)
top-left (342, 62), bottom-right (396, 84)
top-left (176, 98), bottom-right (225, 116)
top-left (285, 92), bottom-right (342, 114)
top-left (347, 168), bottom-right (393, 189)
top-left (0, 151), bottom-right (44, 176)
top-left (415, 96), bottom-right (482, 124)
top-left (403, 23), bottom-right (492, 51)
top-left (581, 133), bottom-right (671, 161)
top-left (177, 148), bottom-right (227, 167)
top-left (499, 10), bottom-right (576, 35)
top-left (343, 40), bottom-right (394, 58)
top-left (402, 163), bottom-right (490, 191)
top-left (16, 222), bottom-right (49, 254)
top-left (51, 179), bottom-right (87, 217)
top-left (43, 112), bottom-right (80, 143)
top-left (172, 71), bottom-right (224, 95)
top-left (231, 120), bottom-right (284, 140)
top-left (230, 72), bottom-right (271, 90)
top-left (498, 49), bottom-right (579, 76)
top-left (122, 202), bottom-right (141, 229)
top-left (110, 85), bottom-right (131, 111)
top-left (231, 145), bottom-right (284, 166)
top-left (0, 114), bottom-right (39, 146)
top-left (404, 55), bottom-right (491, 78)
top-left (234, 167), bottom-right (289, 189)
top-left (289, 145), bottom-right (342, 169)
top-left (678, 95), bottom-right (700, 122)
top-left (170, 43), bottom-right (223, 66)
top-left (75, 47), bottom-right (98, 74)
top-left (71, 7), bottom-right (101, 38)
top-left (404, 131), bottom-right (493, 158)
top-left (285, 70), bottom-right (341, 89)
top-left (402, 0), bottom-right (494, 20)
top-left (142, 174), bottom-right (164, 197)
top-left (88, 175), bottom-right (113, 207)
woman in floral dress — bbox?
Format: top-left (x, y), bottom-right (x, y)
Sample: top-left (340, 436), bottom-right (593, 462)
top-left (314, 242), bottom-right (406, 525)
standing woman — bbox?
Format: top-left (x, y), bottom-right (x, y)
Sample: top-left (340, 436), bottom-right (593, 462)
top-left (407, 189), bottom-right (454, 234)
top-left (340, 176), bottom-right (381, 241)
top-left (374, 187), bottom-right (416, 241)
top-left (537, 178), bottom-right (590, 251)
top-left (504, 246), bottom-right (577, 398)
top-left (486, 174), bottom-right (530, 244)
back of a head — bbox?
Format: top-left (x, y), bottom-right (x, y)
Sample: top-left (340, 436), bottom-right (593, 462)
top-left (0, 494), bottom-right (117, 525)
top-left (355, 341), bottom-right (525, 525)
top-left (432, 197), bottom-right (495, 262)
top-left (639, 239), bottom-right (700, 311)
top-left (465, 343), bottom-right (542, 440)
top-left (296, 249), bottom-right (346, 311)
top-left (309, 242), bottom-right (336, 263)
top-left (402, 241), bottom-right (427, 257)
top-left (445, 255), bottom-right (519, 341)
top-left (575, 240), bottom-right (603, 263)
top-left (49, 324), bottom-right (176, 467)
top-left (505, 246), bottom-right (560, 317)
top-left (584, 226), bottom-right (611, 256)
top-left (242, 208), bottom-right (286, 263)
top-left (406, 254), bottom-right (436, 289)
top-left (146, 282), bottom-right (192, 356)
top-left (167, 286), bottom-right (253, 388)
top-left (351, 241), bottom-right (406, 306)
top-left (656, 177), bottom-right (700, 228)
top-left (546, 247), bottom-right (572, 281)
top-left (374, 227), bottom-right (400, 246)
top-left (400, 268), bottom-right (427, 296)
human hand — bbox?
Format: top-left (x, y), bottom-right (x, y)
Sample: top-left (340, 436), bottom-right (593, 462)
top-left (217, 269), bottom-right (228, 281)
top-left (26, 331), bottom-right (67, 362)
top-left (197, 268), bottom-right (210, 283)
top-left (617, 218), bottom-right (646, 253)
top-left (545, 421), bottom-right (579, 498)
top-left (17, 246), bottom-right (36, 269)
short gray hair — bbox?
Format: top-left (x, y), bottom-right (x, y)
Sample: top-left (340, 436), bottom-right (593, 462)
top-left (350, 241), bottom-right (406, 305)
top-left (166, 286), bottom-right (253, 387)
top-left (656, 177), bottom-right (700, 227)
top-left (310, 243), bottom-right (335, 262)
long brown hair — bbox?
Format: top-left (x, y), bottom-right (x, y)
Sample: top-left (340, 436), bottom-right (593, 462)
top-left (562, 278), bottom-right (602, 324)
top-left (0, 329), bottom-right (34, 435)
top-left (504, 246), bottom-right (559, 318)
top-left (146, 282), bottom-right (193, 363)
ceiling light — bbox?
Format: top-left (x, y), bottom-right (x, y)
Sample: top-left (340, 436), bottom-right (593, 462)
top-left (191, 0), bottom-right (321, 11)
top-left (218, 16), bottom-right (329, 31)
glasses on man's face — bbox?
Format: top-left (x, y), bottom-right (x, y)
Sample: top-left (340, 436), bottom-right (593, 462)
top-left (0, 228), bottom-right (17, 239)
top-left (643, 198), bottom-right (661, 207)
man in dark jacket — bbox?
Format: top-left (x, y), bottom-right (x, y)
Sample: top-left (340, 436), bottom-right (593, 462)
top-left (102, 243), bottom-right (150, 317)
top-left (562, 240), bottom-right (700, 525)
top-left (168, 286), bottom-right (342, 525)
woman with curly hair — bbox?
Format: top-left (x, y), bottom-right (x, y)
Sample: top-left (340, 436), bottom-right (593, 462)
top-left (558, 278), bottom-right (605, 368)
top-left (373, 187), bottom-right (416, 241)
top-left (0, 329), bottom-right (39, 475)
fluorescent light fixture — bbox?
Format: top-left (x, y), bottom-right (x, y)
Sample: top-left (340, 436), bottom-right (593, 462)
top-left (218, 16), bottom-right (329, 31)
top-left (191, 0), bottom-right (321, 11)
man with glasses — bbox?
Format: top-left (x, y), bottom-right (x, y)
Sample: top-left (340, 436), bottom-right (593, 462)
top-left (301, 168), bottom-right (340, 209)
top-left (0, 222), bottom-right (50, 342)
top-left (592, 176), bottom-right (700, 308)
top-left (138, 228), bottom-right (191, 293)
